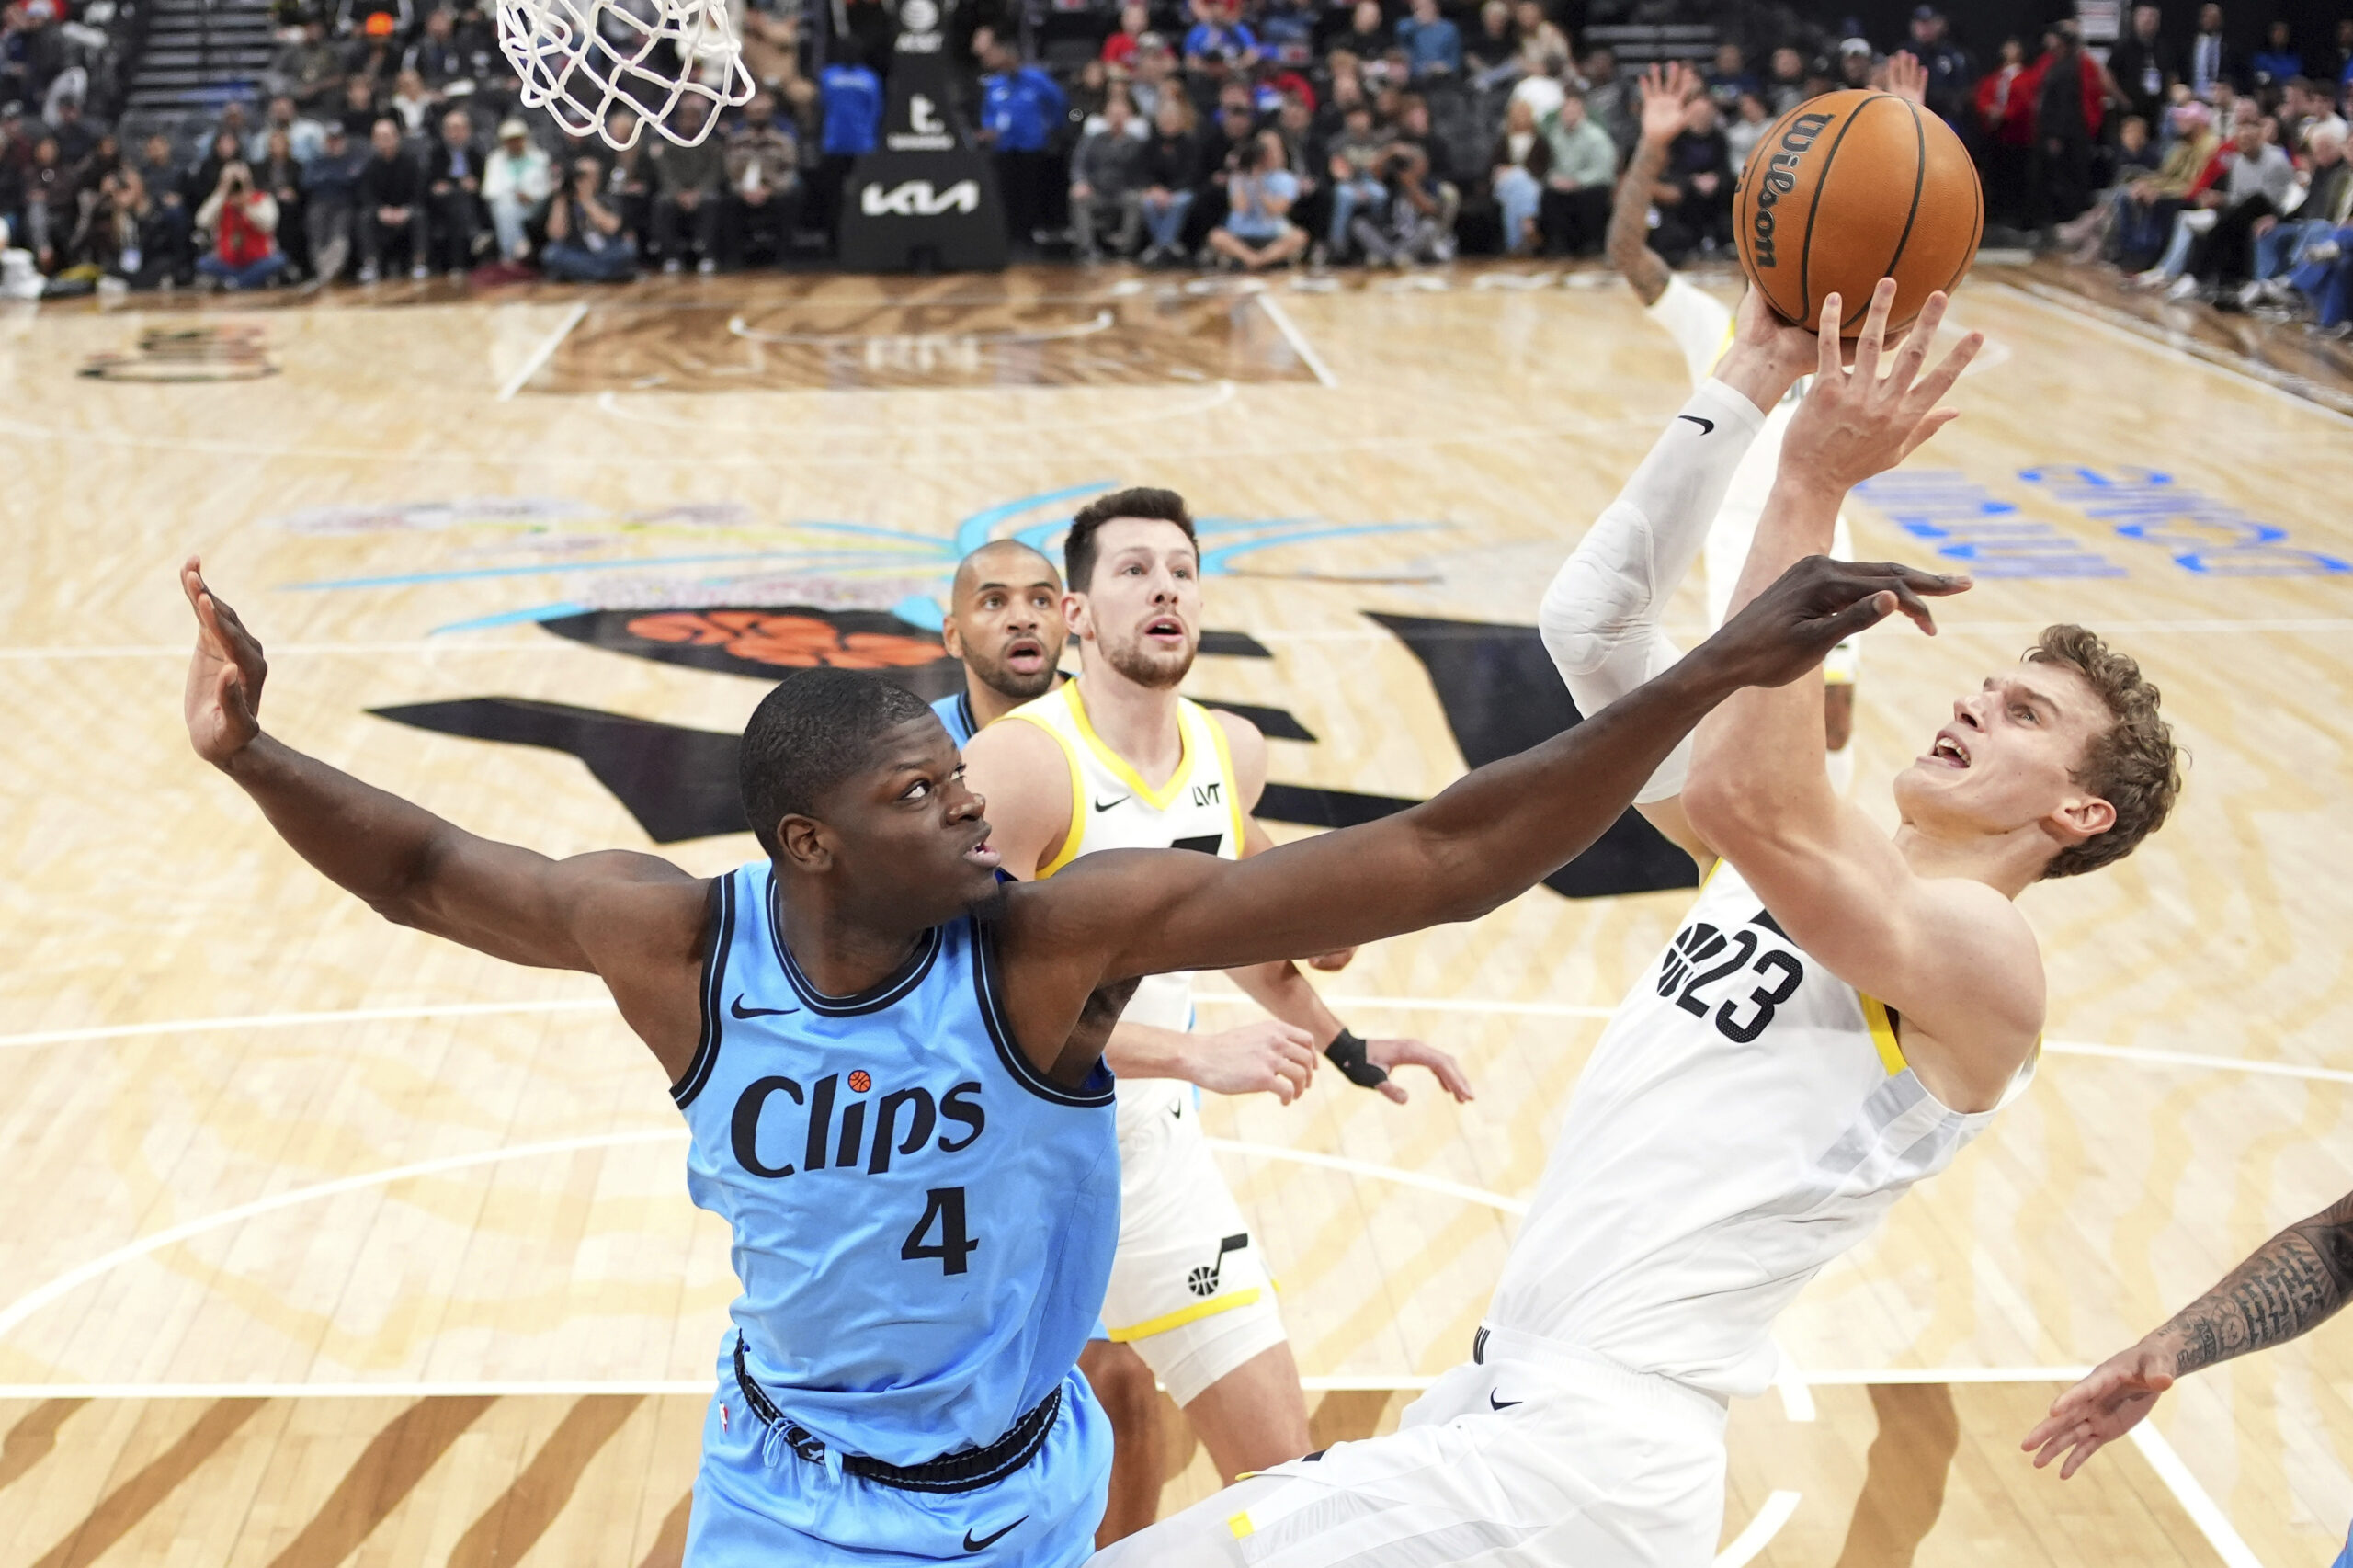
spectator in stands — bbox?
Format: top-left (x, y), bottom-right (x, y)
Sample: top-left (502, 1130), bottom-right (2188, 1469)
top-left (541, 154), bottom-right (634, 279)
top-left (836, 0), bottom-right (895, 77)
top-left (1127, 34), bottom-right (1176, 122)
top-left (404, 7), bottom-right (468, 91)
top-left (1397, 0), bottom-right (1460, 81)
top-left (1582, 46), bottom-right (1634, 153)
top-left (2187, 3), bottom-right (2233, 98)
top-left (1070, 86), bottom-right (1147, 262)
top-left (426, 107), bottom-right (484, 275)
top-left (187, 129), bottom-right (245, 217)
top-left (1139, 91), bottom-right (1201, 264)
top-left (2057, 111), bottom-right (2158, 260)
top-left (303, 119), bottom-right (366, 281)
top-left (648, 96), bottom-right (724, 272)
top-left (388, 68), bottom-right (438, 137)
top-left (740, 10), bottom-right (816, 125)
top-left (1208, 127), bottom-right (1304, 269)
top-left (348, 18), bottom-right (403, 101)
top-left (1763, 45), bottom-right (1807, 112)
top-left (1324, 97), bottom-right (1385, 258)
top-left (1102, 2), bottom-right (1150, 69)
top-left (1724, 90), bottom-right (1769, 173)
top-left (2101, 100), bottom-right (2219, 267)
top-left (813, 45), bottom-right (881, 241)
top-left (255, 126), bottom-right (308, 276)
top-left (251, 95), bottom-right (325, 165)
top-left (272, 15), bottom-right (347, 118)
top-left (1200, 87), bottom-right (1256, 199)
top-left (480, 117), bottom-right (550, 273)
top-left (1271, 89), bottom-right (1327, 245)
top-left (1974, 37), bottom-right (2037, 230)
top-left (725, 92), bottom-right (801, 267)
top-left (1184, 0), bottom-right (1260, 96)
top-left (2140, 104), bottom-right (2294, 295)
top-left (1538, 85), bottom-right (1613, 255)
top-left (194, 160), bottom-right (288, 290)
top-left (358, 115), bottom-right (428, 281)
top-left (338, 74), bottom-right (381, 139)
top-left (49, 95), bottom-right (97, 167)
top-left (1908, 6), bottom-right (1974, 127)
top-left (1466, 2), bottom-right (1517, 84)
top-left (10, 0), bottom-right (67, 113)
top-left (2251, 20), bottom-right (2302, 89)
top-left (2034, 22), bottom-right (2105, 228)
top-left (1065, 58), bottom-right (1111, 135)
top-left (1257, 0), bottom-right (1316, 69)
top-left (1703, 43), bottom-right (1757, 110)
top-left (73, 167), bottom-right (172, 288)
top-left (2240, 122), bottom-right (2350, 308)
top-left (1833, 37), bottom-right (1873, 90)
top-left (1650, 90), bottom-right (1732, 262)
top-left (130, 131), bottom-right (190, 277)
top-left (1332, 2), bottom-right (1388, 74)
top-left (977, 40), bottom-right (1066, 253)
top-left (2108, 6), bottom-right (2177, 128)
top-left (1489, 95), bottom-right (1543, 255)
top-left (1512, 0), bottom-right (1568, 77)
top-left (16, 131), bottom-right (71, 271)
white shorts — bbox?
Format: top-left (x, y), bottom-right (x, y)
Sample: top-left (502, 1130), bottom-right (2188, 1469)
top-left (1099, 1079), bottom-right (1287, 1407)
top-left (1089, 1327), bottom-right (1729, 1568)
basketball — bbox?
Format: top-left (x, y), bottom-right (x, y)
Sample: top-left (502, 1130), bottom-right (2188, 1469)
top-left (1733, 89), bottom-right (1984, 336)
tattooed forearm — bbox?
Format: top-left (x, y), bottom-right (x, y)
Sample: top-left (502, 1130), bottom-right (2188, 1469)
top-left (1607, 138), bottom-right (1673, 306)
top-left (2158, 1190), bottom-right (2353, 1376)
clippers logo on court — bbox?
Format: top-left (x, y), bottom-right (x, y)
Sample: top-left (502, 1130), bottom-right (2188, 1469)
top-left (862, 180), bottom-right (981, 218)
top-left (626, 610), bottom-right (946, 671)
top-left (731, 1071), bottom-right (985, 1181)
top-left (1748, 111), bottom-right (1832, 269)
top-left (79, 324), bottom-right (277, 382)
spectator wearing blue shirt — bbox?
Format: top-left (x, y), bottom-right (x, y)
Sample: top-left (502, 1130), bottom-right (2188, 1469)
top-left (1396, 0), bottom-right (1461, 79)
top-left (1702, 41), bottom-right (1761, 108)
top-left (1207, 129), bottom-right (1308, 268)
top-left (2251, 21), bottom-right (2303, 89)
top-left (1182, 0), bottom-right (1260, 89)
top-left (813, 47), bottom-right (882, 247)
top-left (978, 42), bottom-right (1069, 250)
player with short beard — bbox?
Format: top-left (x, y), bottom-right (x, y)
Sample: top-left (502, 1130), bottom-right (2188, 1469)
top-left (932, 540), bottom-right (1070, 746)
top-left (960, 489), bottom-right (1473, 1545)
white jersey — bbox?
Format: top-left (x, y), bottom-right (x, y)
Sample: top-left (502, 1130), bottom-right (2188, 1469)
top-left (1648, 274), bottom-right (1856, 644)
top-left (1486, 861), bottom-right (2033, 1398)
top-left (1002, 680), bottom-right (1245, 1130)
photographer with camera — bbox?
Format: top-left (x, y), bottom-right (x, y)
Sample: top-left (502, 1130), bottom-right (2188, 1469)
top-left (1206, 127), bottom-right (1308, 269)
top-left (541, 154), bottom-right (635, 281)
top-left (193, 158), bottom-right (289, 290)
top-left (72, 167), bottom-right (175, 290)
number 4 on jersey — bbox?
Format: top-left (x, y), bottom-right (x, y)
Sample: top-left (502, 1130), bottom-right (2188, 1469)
top-left (902, 1187), bottom-right (978, 1275)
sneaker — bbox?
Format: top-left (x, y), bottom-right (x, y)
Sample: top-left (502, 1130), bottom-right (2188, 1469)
top-left (697, 256), bottom-right (716, 275)
top-left (1138, 244), bottom-right (1165, 267)
top-left (2131, 267), bottom-right (2170, 288)
top-left (662, 257), bottom-right (682, 275)
top-left (2304, 240), bottom-right (2341, 264)
top-left (410, 263), bottom-right (430, 280)
top-left (358, 264), bottom-right (381, 284)
top-left (2165, 274), bottom-right (2203, 302)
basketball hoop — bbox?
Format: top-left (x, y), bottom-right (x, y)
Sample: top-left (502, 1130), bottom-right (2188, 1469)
top-left (497, 0), bottom-right (755, 150)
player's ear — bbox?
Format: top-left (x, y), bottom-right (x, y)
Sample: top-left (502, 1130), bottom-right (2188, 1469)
top-left (777, 814), bottom-right (833, 874)
top-left (938, 615), bottom-right (967, 662)
top-left (1062, 590), bottom-right (1091, 639)
top-left (2044, 792), bottom-right (2116, 855)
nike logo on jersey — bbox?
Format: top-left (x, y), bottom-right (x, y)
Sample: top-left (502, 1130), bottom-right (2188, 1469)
top-left (1093, 794), bottom-right (1129, 812)
top-left (1489, 1392), bottom-right (1521, 1410)
top-left (1677, 415), bottom-right (1716, 435)
top-left (730, 995), bottom-right (800, 1019)
top-left (963, 1517), bottom-right (1027, 1551)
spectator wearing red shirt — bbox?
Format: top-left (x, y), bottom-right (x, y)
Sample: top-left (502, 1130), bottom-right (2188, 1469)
top-left (1101, 2), bottom-right (1148, 69)
top-left (1974, 37), bottom-right (2038, 229)
top-left (2032, 21), bottom-right (2106, 227)
top-left (194, 160), bottom-right (288, 290)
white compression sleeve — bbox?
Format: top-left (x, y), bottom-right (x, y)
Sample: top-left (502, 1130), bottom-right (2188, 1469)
top-left (1538, 379), bottom-right (1769, 804)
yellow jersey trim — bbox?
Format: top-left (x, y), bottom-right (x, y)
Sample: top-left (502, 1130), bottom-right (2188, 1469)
top-left (1063, 681), bottom-right (1194, 812)
top-left (1860, 994), bottom-right (1907, 1076)
top-left (1227, 1511), bottom-right (1256, 1540)
top-left (1201, 706), bottom-right (1247, 851)
top-left (1003, 708), bottom-right (1090, 880)
top-left (1106, 1286), bottom-right (1262, 1343)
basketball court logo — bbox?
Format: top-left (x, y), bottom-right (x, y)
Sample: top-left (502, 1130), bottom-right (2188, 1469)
top-left (79, 324), bottom-right (276, 382)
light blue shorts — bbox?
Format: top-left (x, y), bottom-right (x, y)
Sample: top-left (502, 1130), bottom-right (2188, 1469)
top-left (682, 1344), bottom-right (1110, 1567)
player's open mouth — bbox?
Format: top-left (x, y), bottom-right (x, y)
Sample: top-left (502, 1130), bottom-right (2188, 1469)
top-left (1925, 730), bottom-right (1971, 768)
top-left (1142, 616), bottom-right (1185, 644)
top-left (963, 831), bottom-right (1001, 869)
top-left (1003, 637), bottom-right (1046, 674)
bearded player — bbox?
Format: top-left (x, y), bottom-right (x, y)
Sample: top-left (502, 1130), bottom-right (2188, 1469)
top-left (961, 491), bottom-right (1474, 1542)
top-left (932, 540), bottom-right (1069, 746)
top-left (1096, 284), bottom-right (2180, 1566)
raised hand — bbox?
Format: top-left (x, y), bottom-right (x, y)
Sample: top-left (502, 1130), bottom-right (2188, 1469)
top-left (182, 557), bottom-right (267, 768)
top-left (1188, 1019), bottom-right (1319, 1103)
top-left (1700, 555), bottom-right (1967, 692)
top-left (1883, 49), bottom-right (1927, 105)
top-left (1636, 61), bottom-right (1699, 146)
top-left (1782, 279), bottom-right (1984, 494)
top-left (2021, 1341), bottom-right (2177, 1479)
top-left (1364, 1036), bottom-right (1474, 1105)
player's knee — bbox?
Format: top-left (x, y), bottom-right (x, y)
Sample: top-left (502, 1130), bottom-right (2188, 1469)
top-left (1081, 1339), bottom-right (1160, 1425)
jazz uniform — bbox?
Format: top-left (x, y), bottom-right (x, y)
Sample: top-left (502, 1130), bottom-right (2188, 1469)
top-left (678, 861), bottom-right (1120, 1566)
top-left (1001, 681), bottom-right (1286, 1408)
top-left (1103, 860), bottom-right (2034, 1566)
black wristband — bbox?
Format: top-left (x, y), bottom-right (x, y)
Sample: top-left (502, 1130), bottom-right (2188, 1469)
top-left (1324, 1028), bottom-right (1390, 1089)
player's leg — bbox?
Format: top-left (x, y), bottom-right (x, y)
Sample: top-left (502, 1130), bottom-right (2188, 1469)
top-left (1175, 1338), bottom-right (1309, 1483)
top-left (1080, 1337), bottom-right (1166, 1547)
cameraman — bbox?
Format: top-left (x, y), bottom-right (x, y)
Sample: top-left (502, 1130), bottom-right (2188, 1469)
top-left (1205, 128), bottom-right (1307, 270)
top-left (542, 155), bottom-right (635, 281)
top-left (194, 160), bottom-right (290, 290)
top-left (72, 167), bottom-right (175, 290)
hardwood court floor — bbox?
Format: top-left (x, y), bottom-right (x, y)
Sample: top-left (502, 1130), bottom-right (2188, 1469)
top-left (4, 261), bottom-right (2352, 1565)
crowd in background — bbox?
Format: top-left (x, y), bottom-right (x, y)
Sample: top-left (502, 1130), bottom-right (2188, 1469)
top-left (0, 0), bottom-right (2349, 331)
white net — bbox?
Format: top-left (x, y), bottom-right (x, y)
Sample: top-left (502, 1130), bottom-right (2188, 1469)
top-left (497, 0), bottom-right (755, 150)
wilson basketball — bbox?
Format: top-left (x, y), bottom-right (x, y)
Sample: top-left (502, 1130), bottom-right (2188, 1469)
top-left (1734, 90), bottom-right (1983, 336)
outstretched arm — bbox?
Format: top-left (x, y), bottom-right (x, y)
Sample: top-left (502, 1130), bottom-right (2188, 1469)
top-left (180, 560), bottom-right (710, 1072)
top-left (1607, 61), bottom-right (1697, 306)
top-left (2024, 1189), bottom-right (2353, 1479)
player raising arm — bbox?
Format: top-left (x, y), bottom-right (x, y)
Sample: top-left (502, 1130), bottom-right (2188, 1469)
top-left (2024, 1190), bottom-right (2353, 1481)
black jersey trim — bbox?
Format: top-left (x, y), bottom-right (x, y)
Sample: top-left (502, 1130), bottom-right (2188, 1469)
top-left (671, 874), bottom-right (737, 1108)
top-left (767, 870), bottom-right (942, 1016)
top-left (956, 692), bottom-right (978, 743)
top-left (970, 915), bottom-right (1117, 1108)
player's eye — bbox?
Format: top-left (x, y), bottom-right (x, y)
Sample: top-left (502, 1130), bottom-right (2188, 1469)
top-left (902, 778), bottom-right (932, 800)
top-left (2011, 705), bottom-right (2036, 723)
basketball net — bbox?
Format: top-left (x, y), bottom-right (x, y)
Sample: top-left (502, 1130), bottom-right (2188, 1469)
top-left (496, 0), bottom-right (755, 150)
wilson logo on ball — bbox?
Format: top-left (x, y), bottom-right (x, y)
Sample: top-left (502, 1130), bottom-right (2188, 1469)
top-left (1748, 111), bottom-right (1832, 269)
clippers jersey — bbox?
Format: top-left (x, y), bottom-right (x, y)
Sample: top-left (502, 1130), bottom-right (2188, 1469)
top-left (931, 690), bottom-right (981, 748)
top-left (672, 864), bottom-right (1120, 1466)
top-left (1001, 681), bottom-right (1245, 1046)
top-left (1486, 860), bottom-right (2034, 1398)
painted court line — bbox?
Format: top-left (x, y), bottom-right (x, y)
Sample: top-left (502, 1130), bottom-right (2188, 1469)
top-left (2131, 1423), bottom-right (2268, 1568)
top-left (1714, 1491), bottom-right (1801, 1568)
top-left (496, 299), bottom-right (589, 402)
top-left (1256, 293), bottom-right (1339, 389)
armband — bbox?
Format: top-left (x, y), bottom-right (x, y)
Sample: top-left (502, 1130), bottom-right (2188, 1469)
top-left (1324, 1028), bottom-right (1390, 1089)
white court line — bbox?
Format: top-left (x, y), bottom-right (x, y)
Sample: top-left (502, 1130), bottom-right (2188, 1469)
top-left (1773, 1357), bottom-right (1816, 1421)
top-left (2131, 1423), bottom-right (2268, 1568)
top-left (1205, 1136), bottom-right (1528, 1214)
top-left (1714, 1491), bottom-right (1802, 1568)
top-left (496, 299), bottom-right (589, 402)
top-left (1256, 293), bottom-right (1339, 389)
top-left (0, 998), bottom-right (612, 1051)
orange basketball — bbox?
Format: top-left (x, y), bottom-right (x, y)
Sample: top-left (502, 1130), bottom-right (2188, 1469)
top-left (1733, 90), bottom-right (1983, 336)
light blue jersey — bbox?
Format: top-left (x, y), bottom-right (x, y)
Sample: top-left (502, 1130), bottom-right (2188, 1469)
top-left (931, 690), bottom-right (980, 748)
top-left (674, 863), bottom-right (1120, 1564)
